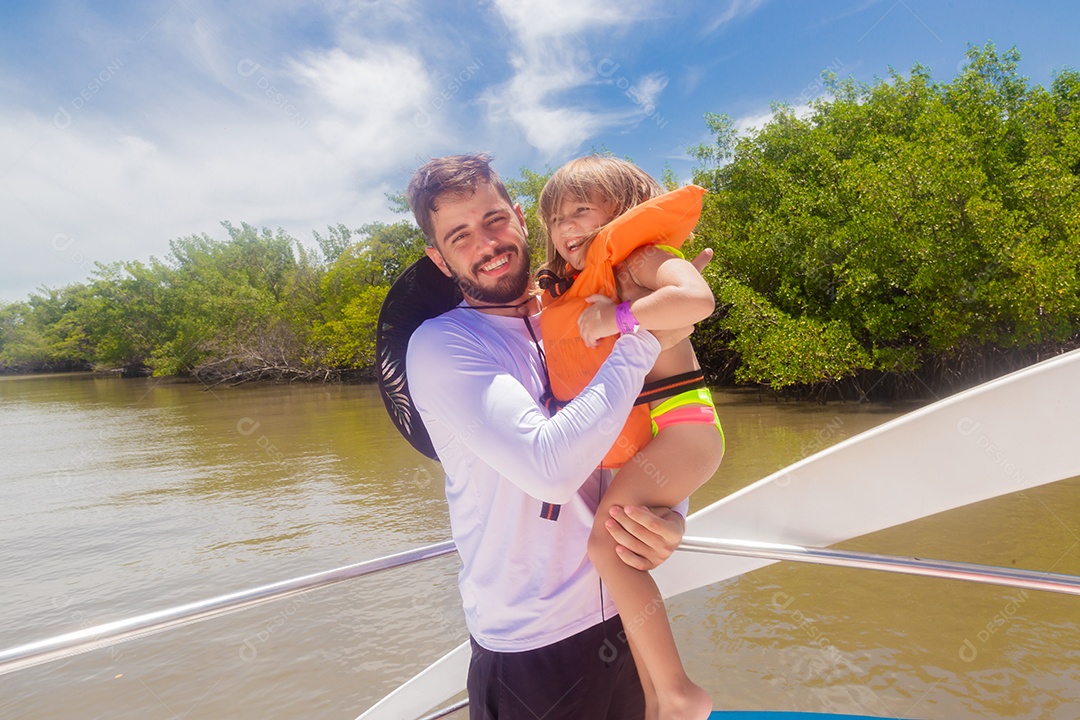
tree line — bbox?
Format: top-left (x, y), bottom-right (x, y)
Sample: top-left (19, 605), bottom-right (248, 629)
top-left (2, 44), bottom-right (1077, 398)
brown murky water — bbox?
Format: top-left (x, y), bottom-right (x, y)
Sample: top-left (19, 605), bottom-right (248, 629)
top-left (0, 374), bottom-right (1076, 719)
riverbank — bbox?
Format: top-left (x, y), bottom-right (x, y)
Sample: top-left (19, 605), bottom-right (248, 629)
top-left (6, 341), bottom-right (1078, 403)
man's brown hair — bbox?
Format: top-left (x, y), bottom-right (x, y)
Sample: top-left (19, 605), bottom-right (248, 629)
top-left (407, 153), bottom-right (515, 247)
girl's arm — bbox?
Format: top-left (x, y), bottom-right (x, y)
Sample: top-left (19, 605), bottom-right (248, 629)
top-left (579, 245), bottom-right (715, 346)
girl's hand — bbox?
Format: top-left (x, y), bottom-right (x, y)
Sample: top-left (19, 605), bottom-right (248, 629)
top-left (579, 295), bottom-right (619, 347)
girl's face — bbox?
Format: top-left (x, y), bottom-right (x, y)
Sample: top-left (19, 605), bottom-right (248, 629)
top-left (548, 192), bottom-right (616, 271)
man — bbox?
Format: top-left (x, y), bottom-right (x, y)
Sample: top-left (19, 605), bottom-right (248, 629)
top-left (405, 153), bottom-right (696, 719)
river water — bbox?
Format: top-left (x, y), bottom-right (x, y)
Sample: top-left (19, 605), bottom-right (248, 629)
top-left (0, 373), bottom-right (1076, 719)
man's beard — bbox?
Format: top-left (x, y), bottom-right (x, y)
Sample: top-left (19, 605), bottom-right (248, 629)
top-left (449, 244), bottom-right (531, 305)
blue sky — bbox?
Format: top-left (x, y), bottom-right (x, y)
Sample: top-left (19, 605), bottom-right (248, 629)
top-left (1, 0), bottom-right (1077, 302)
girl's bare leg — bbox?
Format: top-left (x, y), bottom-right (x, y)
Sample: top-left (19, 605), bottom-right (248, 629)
top-left (623, 628), bottom-right (658, 720)
top-left (589, 422), bottom-right (723, 720)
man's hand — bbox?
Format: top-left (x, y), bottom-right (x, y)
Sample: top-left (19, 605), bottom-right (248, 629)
top-left (648, 325), bottom-right (695, 351)
top-left (604, 505), bottom-right (686, 570)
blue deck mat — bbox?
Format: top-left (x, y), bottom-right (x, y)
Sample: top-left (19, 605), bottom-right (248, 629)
top-left (710, 713), bottom-right (901, 719)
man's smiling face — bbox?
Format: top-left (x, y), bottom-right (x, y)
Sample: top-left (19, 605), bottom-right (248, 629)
top-left (426, 180), bottom-right (532, 306)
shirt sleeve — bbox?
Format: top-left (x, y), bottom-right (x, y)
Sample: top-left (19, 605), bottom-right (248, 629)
top-left (407, 321), bottom-right (661, 504)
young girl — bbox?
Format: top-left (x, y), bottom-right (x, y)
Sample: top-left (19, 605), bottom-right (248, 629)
top-left (539, 156), bottom-right (724, 720)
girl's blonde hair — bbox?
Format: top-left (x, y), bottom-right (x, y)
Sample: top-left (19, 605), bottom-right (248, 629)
top-left (539, 155), bottom-right (665, 283)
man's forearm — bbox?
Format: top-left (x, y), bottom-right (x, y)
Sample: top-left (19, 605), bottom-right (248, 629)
top-left (409, 324), bottom-right (662, 503)
top-left (479, 331), bottom-right (662, 503)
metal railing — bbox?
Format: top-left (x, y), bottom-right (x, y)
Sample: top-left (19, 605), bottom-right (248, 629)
top-left (3, 534), bottom-right (1078, 720)
top-left (417, 698), bottom-right (469, 720)
top-left (0, 540), bottom-right (456, 676)
top-left (678, 536), bottom-right (1080, 596)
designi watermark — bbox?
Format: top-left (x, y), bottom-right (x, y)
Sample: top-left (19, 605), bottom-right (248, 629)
top-left (237, 59), bottom-right (308, 129)
top-left (237, 416), bottom-right (289, 466)
top-left (956, 417), bottom-right (1027, 487)
top-left (596, 59), bottom-right (669, 129)
top-left (958, 590), bottom-right (1029, 662)
top-left (414, 58), bottom-right (484, 129)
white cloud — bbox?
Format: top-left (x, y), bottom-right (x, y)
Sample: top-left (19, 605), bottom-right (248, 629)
top-left (483, 0), bottom-right (663, 158)
top-left (0, 36), bottom-right (441, 302)
top-left (633, 72), bottom-right (669, 110)
top-left (289, 45), bottom-right (436, 165)
top-left (732, 108), bottom-right (777, 135)
top-left (493, 0), bottom-right (629, 37)
top-left (731, 102), bottom-right (813, 136)
top-left (486, 40), bottom-right (621, 157)
top-left (704, 0), bottom-right (768, 34)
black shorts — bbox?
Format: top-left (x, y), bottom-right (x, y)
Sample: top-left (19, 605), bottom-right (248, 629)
top-left (467, 616), bottom-right (644, 720)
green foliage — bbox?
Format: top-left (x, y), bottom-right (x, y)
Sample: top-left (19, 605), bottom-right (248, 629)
top-left (0, 286), bottom-right (94, 371)
top-left (141, 223), bottom-right (304, 375)
top-left (76, 261), bottom-right (168, 370)
top-left (661, 164), bottom-right (679, 192)
top-left (689, 112), bottom-right (738, 189)
top-left (692, 42), bottom-right (1080, 389)
top-left (385, 191), bottom-right (412, 215)
top-left (1, 213), bottom-right (428, 380)
top-left (313, 224), bottom-right (355, 265)
top-left (505, 167), bottom-right (553, 272)
top-left (316, 221), bottom-right (425, 309)
top-left (714, 280), bottom-right (873, 387)
top-left (310, 285), bottom-right (389, 368)
top-left (309, 220), bottom-right (426, 369)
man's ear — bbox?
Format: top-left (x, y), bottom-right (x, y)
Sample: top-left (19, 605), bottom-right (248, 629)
top-left (426, 246), bottom-right (453, 277)
top-left (514, 203), bottom-right (528, 238)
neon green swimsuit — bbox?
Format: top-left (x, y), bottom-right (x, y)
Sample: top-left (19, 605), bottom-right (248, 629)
top-left (630, 245), bottom-right (724, 449)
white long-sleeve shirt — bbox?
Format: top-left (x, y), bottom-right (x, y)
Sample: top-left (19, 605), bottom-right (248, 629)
top-left (406, 304), bottom-right (662, 651)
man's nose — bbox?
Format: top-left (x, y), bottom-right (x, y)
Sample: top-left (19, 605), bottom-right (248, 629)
top-left (476, 233), bottom-right (498, 249)
top-left (479, 226), bottom-right (503, 245)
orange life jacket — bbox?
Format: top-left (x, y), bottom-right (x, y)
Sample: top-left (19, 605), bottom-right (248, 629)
top-left (540, 184), bottom-right (706, 468)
